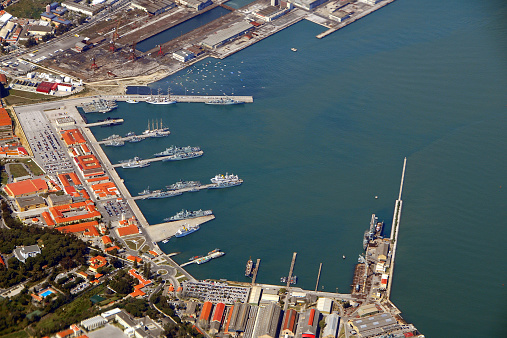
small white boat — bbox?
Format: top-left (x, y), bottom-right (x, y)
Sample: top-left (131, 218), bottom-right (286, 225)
top-left (342, 255), bottom-right (346, 259)
top-left (126, 99), bottom-right (138, 104)
top-left (291, 48), bottom-right (297, 52)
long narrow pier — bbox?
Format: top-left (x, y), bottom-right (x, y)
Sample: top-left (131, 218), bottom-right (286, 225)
top-left (314, 262), bottom-right (322, 292)
top-left (84, 119), bottom-right (124, 127)
top-left (386, 157), bottom-right (407, 299)
top-left (130, 183), bottom-right (218, 200)
top-left (112, 154), bottom-right (184, 168)
top-left (97, 133), bottom-right (170, 145)
top-left (251, 259), bottom-right (261, 285)
top-left (286, 252), bottom-right (297, 289)
top-left (106, 95), bottom-right (254, 103)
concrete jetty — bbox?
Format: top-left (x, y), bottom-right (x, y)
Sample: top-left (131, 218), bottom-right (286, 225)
top-left (106, 95), bottom-right (254, 103)
top-left (386, 157), bottom-right (407, 299)
top-left (112, 154), bottom-right (187, 168)
top-left (145, 215), bottom-right (215, 243)
top-left (130, 182), bottom-right (238, 200)
top-left (84, 119), bottom-right (124, 127)
top-left (286, 252), bottom-right (298, 289)
top-left (251, 258), bottom-right (261, 285)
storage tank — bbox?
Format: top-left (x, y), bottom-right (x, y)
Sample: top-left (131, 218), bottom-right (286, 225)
top-left (46, 5), bottom-right (51, 13)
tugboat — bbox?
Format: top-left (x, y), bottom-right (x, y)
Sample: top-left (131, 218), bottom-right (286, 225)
top-left (175, 224), bottom-right (199, 238)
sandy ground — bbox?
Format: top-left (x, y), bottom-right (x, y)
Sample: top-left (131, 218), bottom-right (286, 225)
top-left (145, 215), bottom-right (216, 242)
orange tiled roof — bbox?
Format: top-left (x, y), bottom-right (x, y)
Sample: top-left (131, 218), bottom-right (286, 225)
top-left (89, 255), bottom-right (107, 270)
top-left (56, 328), bottom-right (74, 338)
top-left (148, 250), bottom-right (158, 256)
top-left (0, 108), bottom-right (12, 127)
top-left (126, 255), bottom-right (142, 263)
top-left (102, 235), bottom-right (112, 244)
top-left (128, 269), bottom-right (152, 297)
top-left (117, 223), bottom-right (139, 237)
top-left (60, 129), bottom-right (86, 147)
top-left (105, 245), bottom-right (120, 252)
top-left (49, 201), bottom-right (101, 225)
top-left (56, 221), bottom-right (99, 236)
top-left (75, 154), bottom-right (101, 170)
top-left (41, 211), bottom-right (55, 226)
top-left (4, 178), bottom-right (48, 197)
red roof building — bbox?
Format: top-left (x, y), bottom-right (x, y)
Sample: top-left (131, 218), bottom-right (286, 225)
top-left (199, 301), bottom-right (213, 324)
top-left (75, 154), bottom-right (101, 171)
top-left (117, 223), bottom-right (139, 237)
top-left (105, 245), bottom-right (120, 252)
top-left (49, 201), bottom-right (101, 225)
top-left (128, 268), bottom-right (152, 298)
top-left (56, 329), bottom-right (74, 338)
top-left (36, 81), bottom-right (55, 94)
top-left (60, 129), bottom-right (86, 147)
top-left (126, 255), bottom-right (142, 263)
top-left (212, 302), bottom-right (225, 322)
top-left (89, 255), bottom-right (107, 272)
top-left (102, 235), bottom-right (112, 244)
top-left (4, 178), bottom-right (48, 197)
top-left (56, 221), bottom-right (100, 236)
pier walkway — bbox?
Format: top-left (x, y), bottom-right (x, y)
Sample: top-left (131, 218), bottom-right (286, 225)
top-left (84, 119), bottom-right (124, 127)
top-left (112, 155), bottom-right (179, 168)
top-left (105, 95), bottom-right (254, 103)
top-left (145, 215), bottom-right (215, 243)
top-left (130, 183), bottom-right (218, 200)
top-left (386, 157), bottom-right (407, 299)
top-left (97, 133), bottom-right (168, 145)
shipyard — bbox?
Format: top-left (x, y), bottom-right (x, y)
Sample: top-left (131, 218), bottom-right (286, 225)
top-left (0, 0), bottom-right (398, 95)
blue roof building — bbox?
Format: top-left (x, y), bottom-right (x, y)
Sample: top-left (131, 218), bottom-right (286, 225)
top-left (41, 12), bottom-right (56, 20)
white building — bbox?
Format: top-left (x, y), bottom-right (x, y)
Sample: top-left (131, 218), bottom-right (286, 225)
top-left (81, 315), bottom-right (107, 331)
top-left (358, 0), bottom-right (382, 5)
top-left (322, 313), bottom-right (340, 338)
top-left (316, 297), bottom-right (333, 314)
top-left (172, 49), bottom-right (195, 62)
top-left (13, 245), bottom-right (41, 263)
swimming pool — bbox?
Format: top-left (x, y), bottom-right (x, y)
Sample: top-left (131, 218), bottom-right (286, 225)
top-left (40, 289), bottom-right (54, 298)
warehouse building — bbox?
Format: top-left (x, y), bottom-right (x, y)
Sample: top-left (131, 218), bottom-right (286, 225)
top-left (15, 195), bottom-right (46, 211)
top-left (131, 0), bottom-right (176, 15)
top-left (62, 2), bottom-right (102, 16)
top-left (0, 108), bottom-right (13, 140)
top-left (295, 309), bottom-right (320, 338)
top-left (316, 297), bottom-right (333, 314)
top-left (280, 309), bottom-right (298, 336)
top-left (177, 0), bottom-right (212, 11)
top-left (256, 302), bottom-right (282, 338)
top-left (201, 21), bottom-right (254, 49)
top-left (172, 49), bottom-right (195, 62)
top-left (81, 315), bottom-right (107, 331)
top-left (228, 303), bottom-right (250, 332)
top-left (350, 312), bottom-right (403, 338)
top-left (322, 313), bottom-right (340, 338)
top-left (288, 0), bottom-right (328, 10)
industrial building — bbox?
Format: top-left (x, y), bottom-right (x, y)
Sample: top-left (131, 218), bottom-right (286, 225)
top-left (329, 9), bottom-right (350, 22)
top-left (295, 308), bottom-right (320, 338)
top-left (4, 178), bottom-right (48, 197)
top-left (130, 0), bottom-right (176, 15)
top-left (176, 0), bottom-right (212, 11)
top-left (256, 302), bottom-right (282, 338)
top-left (358, 0), bottom-right (383, 5)
top-left (227, 303), bottom-right (250, 332)
top-left (62, 2), bottom-right (102, 16)
top-left (288, 0), bottom-right (329, 10)
top-left (254, 5), bottom-right (290, 22)
top-left (209, 302), bottom-right (225, 334)
top-left (201, 21), bottom-right (254, 49)
top-left (350, 312), bottom-right (403, 338)
top-left (280, 309), bottom-right (298, 336)
top-left (15, 195), bottom-right (46, 211)
top-left (322, 313), bottom-right (340, 338)
top-left (27, 25), bottom-right (53, 36)
top-left (316, 297), bottom-right (333, 314)
top-left (172, 49), bottom-right (195, 62)
top-left (199, 301), bottom-right (213, 327)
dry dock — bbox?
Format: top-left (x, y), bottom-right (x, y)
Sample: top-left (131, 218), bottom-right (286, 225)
top-left (145, 215), bottom-right (215, 243)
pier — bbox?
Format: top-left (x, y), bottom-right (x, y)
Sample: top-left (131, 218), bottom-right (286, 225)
top-left (97, 132), bottom-right (170, 145)
top-left (84, 119), bottom-right (124, 127)
top-left (145, 215), bottom-right (215, 243)
top-left (108, 95), bottom-right (254, 103)
top-left (386, 157), bottom-right (407, 299)
top-left (130, 183), bottom-right (217, 200)
top-left (112, 154), bottom-right (185, 168)
top-left (286, 252), bottom-right (297, 289)
top-left (251, 259), bottom-right (261, 285)
top-left (314, 262), bottom-right (322, 292)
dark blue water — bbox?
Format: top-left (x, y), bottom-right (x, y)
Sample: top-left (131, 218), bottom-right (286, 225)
top-left (87, 0), bottom-right (507, 336)
top-left (136, 7), bottom-right (231, 52)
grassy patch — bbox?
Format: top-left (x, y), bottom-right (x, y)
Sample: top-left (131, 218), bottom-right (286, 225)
top-left (4, 89), bottom-right (61, 106)
top-left (8, 164), bottom-right (29, 178)
top-left (18, 159), bottom-right (44, 176)
top-left (1, 171), bottom-right (7, 186)
top-left (7, 0), bottom-right (49, 19)
top-left (0, 330), bottom-right (29, 338)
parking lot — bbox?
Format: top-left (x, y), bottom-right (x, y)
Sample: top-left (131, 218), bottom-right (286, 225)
top-left (97, 199), bottom-right (133, 221)
top-left (17, 110), bottom-right (73, 174)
